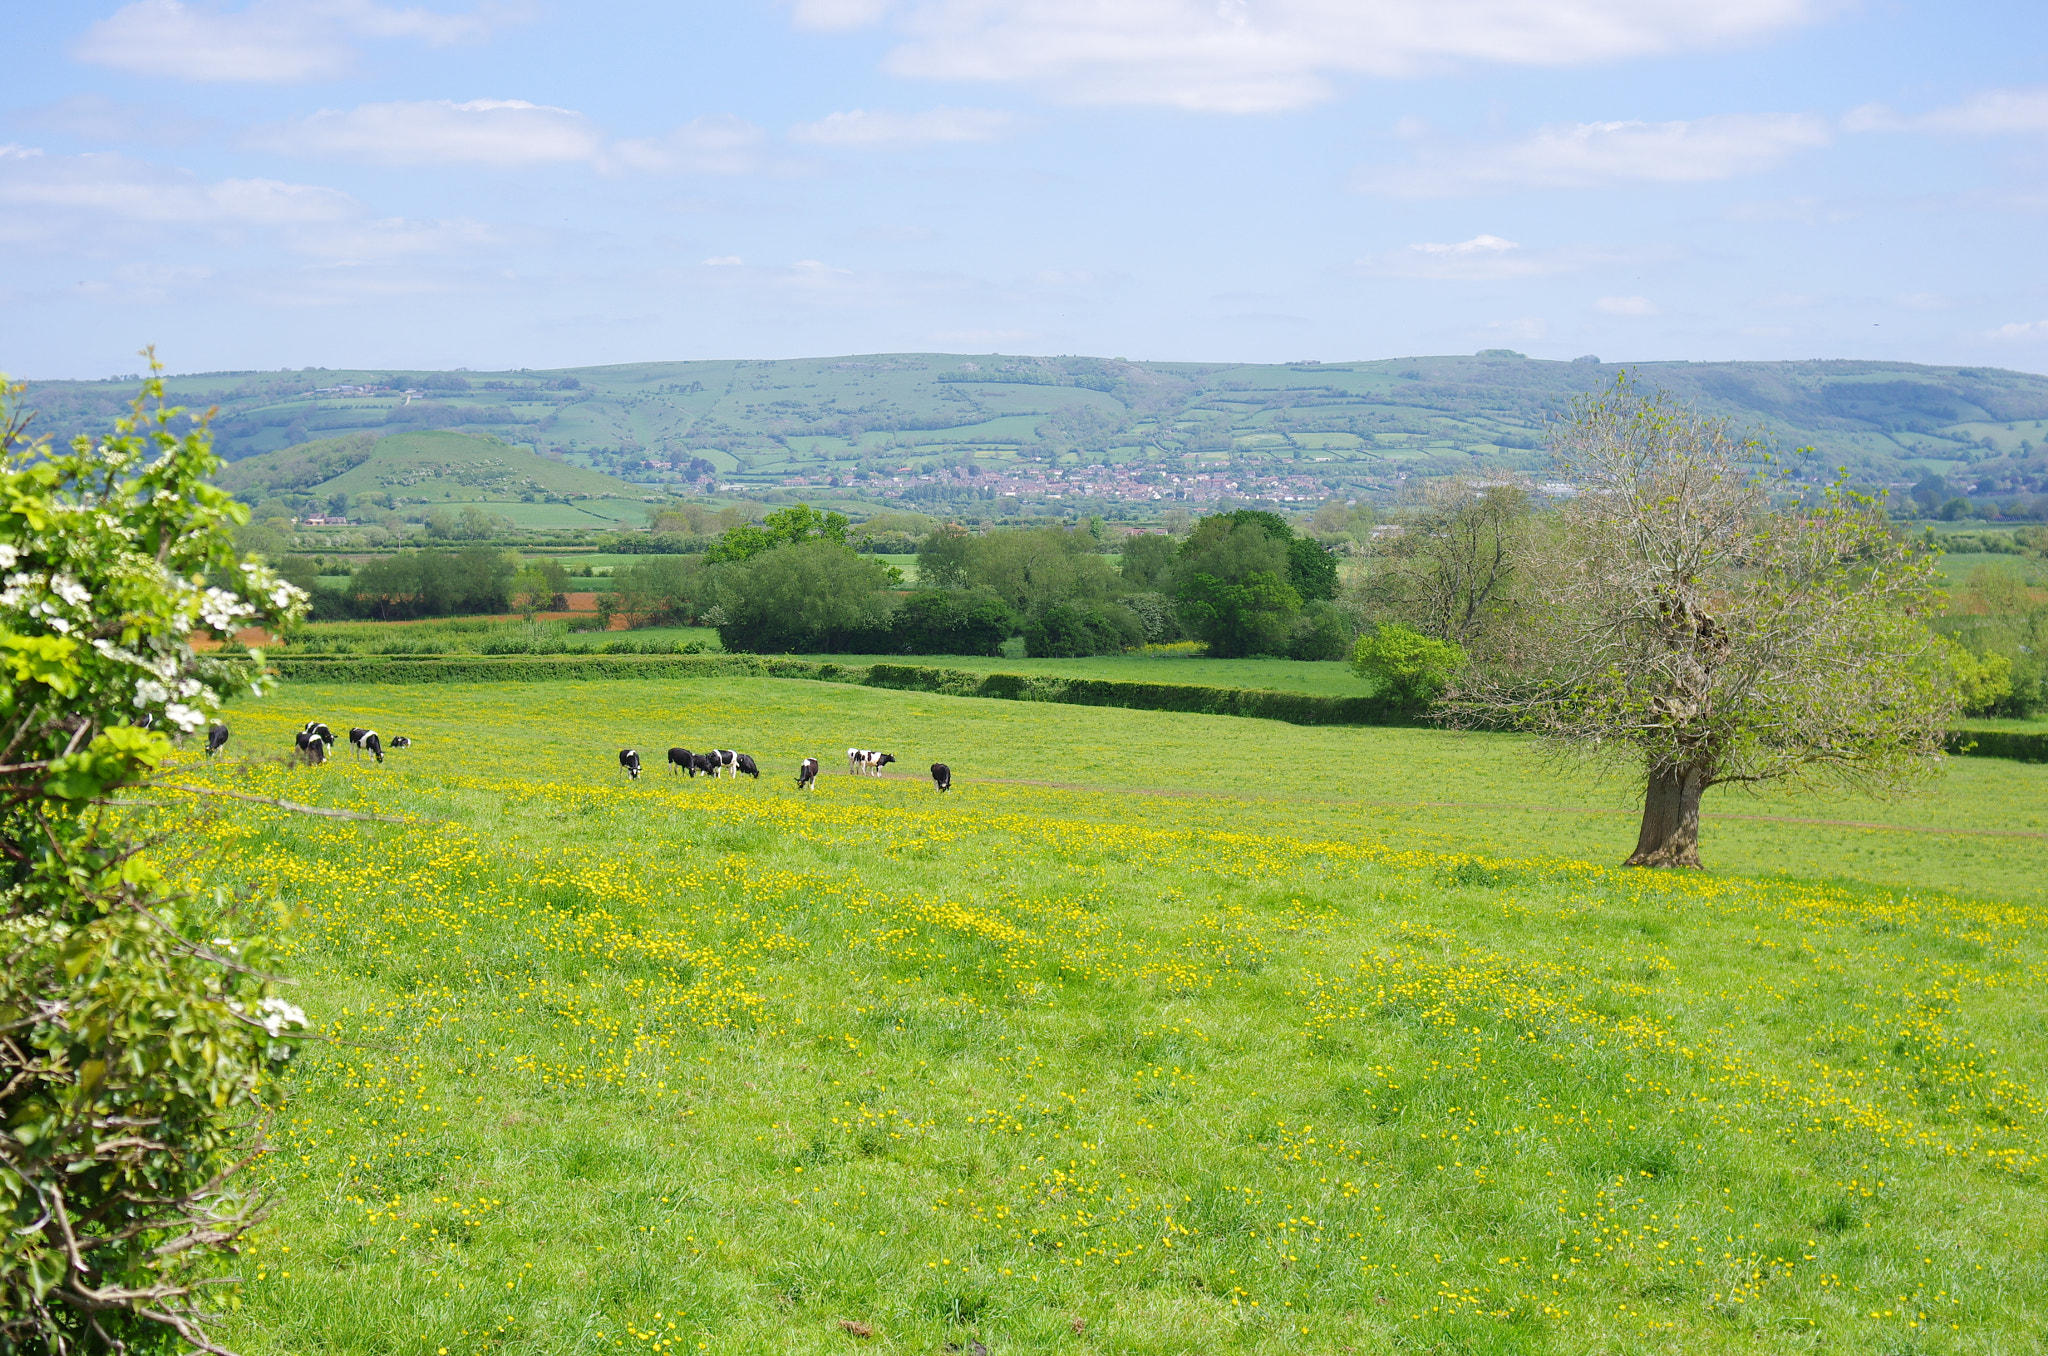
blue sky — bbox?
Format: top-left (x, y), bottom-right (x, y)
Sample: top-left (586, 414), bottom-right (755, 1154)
top-left (3, 0), bottom-right (2045, 378)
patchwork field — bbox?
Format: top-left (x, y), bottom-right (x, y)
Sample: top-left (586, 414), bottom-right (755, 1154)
top-left (169, 678), bottom-right (2048, 1355)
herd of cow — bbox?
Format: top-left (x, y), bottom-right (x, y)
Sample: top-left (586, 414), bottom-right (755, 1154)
top-left (203, 718), bottom-right (950, 792)
top-left (620, 745), bottom-right (953, 793)
top-left (289, 721), bottom-right (412, 765)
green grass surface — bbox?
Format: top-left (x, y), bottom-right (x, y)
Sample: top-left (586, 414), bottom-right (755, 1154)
top-left (176, 677), bottom-right (2048, 1355)
top-left (795, 652), bottom-right (1368, 697)
top-left (285, 619), bottom-right (722, 655)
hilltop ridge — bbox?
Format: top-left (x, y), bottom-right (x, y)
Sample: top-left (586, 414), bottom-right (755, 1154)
top-left (22, 352), bottom-right (2048, 510)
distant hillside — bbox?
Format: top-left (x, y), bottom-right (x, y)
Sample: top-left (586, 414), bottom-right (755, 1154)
top-left (22, 353), bottom-right (2048, 503)
top-left (216, 430), bottom-right (645, 517)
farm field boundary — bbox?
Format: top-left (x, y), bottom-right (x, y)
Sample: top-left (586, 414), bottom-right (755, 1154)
top-left (268, 653), bottom-right (1415, 726)
top-left (273, 654), bottom-right (2045, 756)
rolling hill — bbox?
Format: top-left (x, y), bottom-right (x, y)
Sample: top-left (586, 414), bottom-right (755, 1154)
top-left (216, 430), bottom-right (649, 526)
top-left (23, 352), bottom-right (2048, 506)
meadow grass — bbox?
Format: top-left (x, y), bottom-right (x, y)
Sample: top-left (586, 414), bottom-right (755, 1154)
top-left (790, 654), bottom-right (1366, 698)
top-left (171, 679), bottom-right (2048, 1355)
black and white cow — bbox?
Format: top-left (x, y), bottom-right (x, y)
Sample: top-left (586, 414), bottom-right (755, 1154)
top-left (295, 729), bottom-right (328, 766)
top-left (619, 748), bottom-right (642, 780)
top-left (389, 736), bottom-right (412, 750)
top-left (930, 763), bottom-right (952, 792)
top-left (348, 726), bottom-right (373, 757)
top-left (847, 748), bottom-right (898, 776)
top-left (690, 751), bottom-right (721, 778)
top-left (734, 753), bottom-right (759, 780)
top-left (797, 757), bottom-right (819, 790)
top-left (304, 721), bottom-right (333, 744)
top-left (668, 747), bottom-right (693, 776)
top-left (361, 731), bottom-right (384, 764)
top-left (205, 724), bottom-right (229, 758)
top-left (712, 749), bottom-right (739, 778)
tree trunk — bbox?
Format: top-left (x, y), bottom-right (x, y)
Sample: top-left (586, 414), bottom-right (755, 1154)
top-left (1626, 765), bottom-right (1708, 868)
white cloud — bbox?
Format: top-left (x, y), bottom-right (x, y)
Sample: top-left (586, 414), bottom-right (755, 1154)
top-left (285, 216), bottom-right (500, 262)
top-left (1895, 292), bottom-right (1953, 310)
top-left (1358, 113), bottom-right (1831, 196)
top-left (607, 116), bottom-right (771, 174)
top-left (13, 94), bottom-right (211, 145)
top-left (1485, 317), bottom-right (1548, 340)
top-left (789, 107), bottom-right (1017, 147)
top-left (73, 0), bottom-right (512, 84)
top-left (1356, 233), bottom-right (1667, 279)
top-left (790, 0), bottom-right (1838, 113)
top-left (1845, 86), bottom-right (2048, 137)
top-left (246, 99), bottom-right (603, 167)
top-left (0, 150), bottom-right (357, 225)
top-left (701, 255), bottom-right (744, 266)
top-left (1988, 320), bottom-right (2048, 341)
top-left (1594, 294), bottom-right (1662, 316)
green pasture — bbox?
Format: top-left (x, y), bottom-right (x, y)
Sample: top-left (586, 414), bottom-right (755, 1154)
top-left (283, 619), bottom-right (722, 656)
top-left (179, 676), bottom-right (2048, 1356)
top-left (793, 652), bottom-right (1367, 698)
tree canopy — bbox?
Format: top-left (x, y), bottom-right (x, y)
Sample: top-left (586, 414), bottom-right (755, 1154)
top-left (1452, 378), bottom-right (1957, 868)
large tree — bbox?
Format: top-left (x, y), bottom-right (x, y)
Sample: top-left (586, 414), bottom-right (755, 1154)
top-left (1360, 475), bottom-right (1532, 649)
top-left (1174, 514), bottom-right (1302, 657)
top-left (1453, 380), bottom-right (1957, 868)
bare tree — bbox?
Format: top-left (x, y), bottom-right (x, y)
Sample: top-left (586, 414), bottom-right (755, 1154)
top-left (1358, 474), bottom-right (1532, 649)
top-left (1451, 379), bottom-right (1956, 867)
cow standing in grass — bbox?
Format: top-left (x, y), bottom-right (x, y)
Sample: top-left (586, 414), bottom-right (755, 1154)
top-left (690, 752), bottom-right (720, 778)
top-left (930, 763), bottom-right (952, 793)
top-left (361, 731), bottom-right (384, 764)
top-left (205, 724), bottom-right (229, 758)
top-left (733, 753), bottom-right (759, 780)
top-left (797, 757), bottom-right (819, 790)
top-left (619, 748), bottom-right (642, 780)
top-left (668, 747), bottom-right (692, 776)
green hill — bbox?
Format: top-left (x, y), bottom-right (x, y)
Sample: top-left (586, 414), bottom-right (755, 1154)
top-left (215, 430), bottom-right (647, 522)
top-left (24, 353), bottom-right (2048, 506)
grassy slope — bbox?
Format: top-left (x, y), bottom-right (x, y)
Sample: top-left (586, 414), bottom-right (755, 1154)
top-left (182, 677), bottom-right (2048, 1356)
top-left (796, 653), bottom-right (1369, 698)
top-left (227, 430), bottom-right (644, 504)
top-left (35, 356), bottom-right (2048, 489)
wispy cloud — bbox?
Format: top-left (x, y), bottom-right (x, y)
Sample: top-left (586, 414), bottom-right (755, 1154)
top-left (246, 99), bottom-right (602, 167)
top-left (11, 94), bottom-right (212, 145)
top-left (1355, 233), bottom-right (1665, 280)
top-left (1988, 319), bottom-right (2048, 341)
top-left (608, 116), bottom-right (774, 174)
top-left (1845, 86), bottom-right (2048, 136)
top-left (0, 149), bottom-right (357, 225)
top-left (72, 0), bottom-right (517, 84)
top-left (1594, 294), bottom-right (1662, 316)
top-left (1357, 113), bottom-right (1831, 196)
top-left (789, 0), bottom-right (1838, 113)
top-left (789, 107), bottom-right (1018, 147)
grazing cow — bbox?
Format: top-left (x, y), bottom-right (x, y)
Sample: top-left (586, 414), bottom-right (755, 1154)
top-left (206, 724), bottom-right (229, 758)
top-left (348, 727), bottom-right (369, 756)
top-left (619, 748), bottom-right (642, 780)
top-left (734, 753), bottom-right (759, 780)
top-left (362, 731), bottom-right (384, 764)
top-left (930, 763), bottom-right (952, 792)
top-left (667, 747), bottom-right (692, 776)
top-left (712, 749), bottom-right (739, 778)
top-left (690, 751), bottom-right (720, 778)
top-left (797, 757), bottom-right (819, 790)
top-left (848, 749), bottom-right (896, 776)
top-left (304, 721), bottom-right (333, 744)
top-left (389, 736), bottom-right (412, 750)
top-left (294, 729), bottom-right (327, 766)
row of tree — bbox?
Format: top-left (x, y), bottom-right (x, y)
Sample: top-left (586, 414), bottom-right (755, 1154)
top-left (596, 504), bottom-right (1349, 658)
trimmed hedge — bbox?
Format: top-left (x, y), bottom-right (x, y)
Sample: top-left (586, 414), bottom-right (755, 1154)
top-left (268, 653), bottom-right (1415, 726)
top-left (1946, 728), bottom-right (2048, 763)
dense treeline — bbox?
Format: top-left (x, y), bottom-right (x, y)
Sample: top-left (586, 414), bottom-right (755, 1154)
top-left (629, 503), bottom-right (1354, 658)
